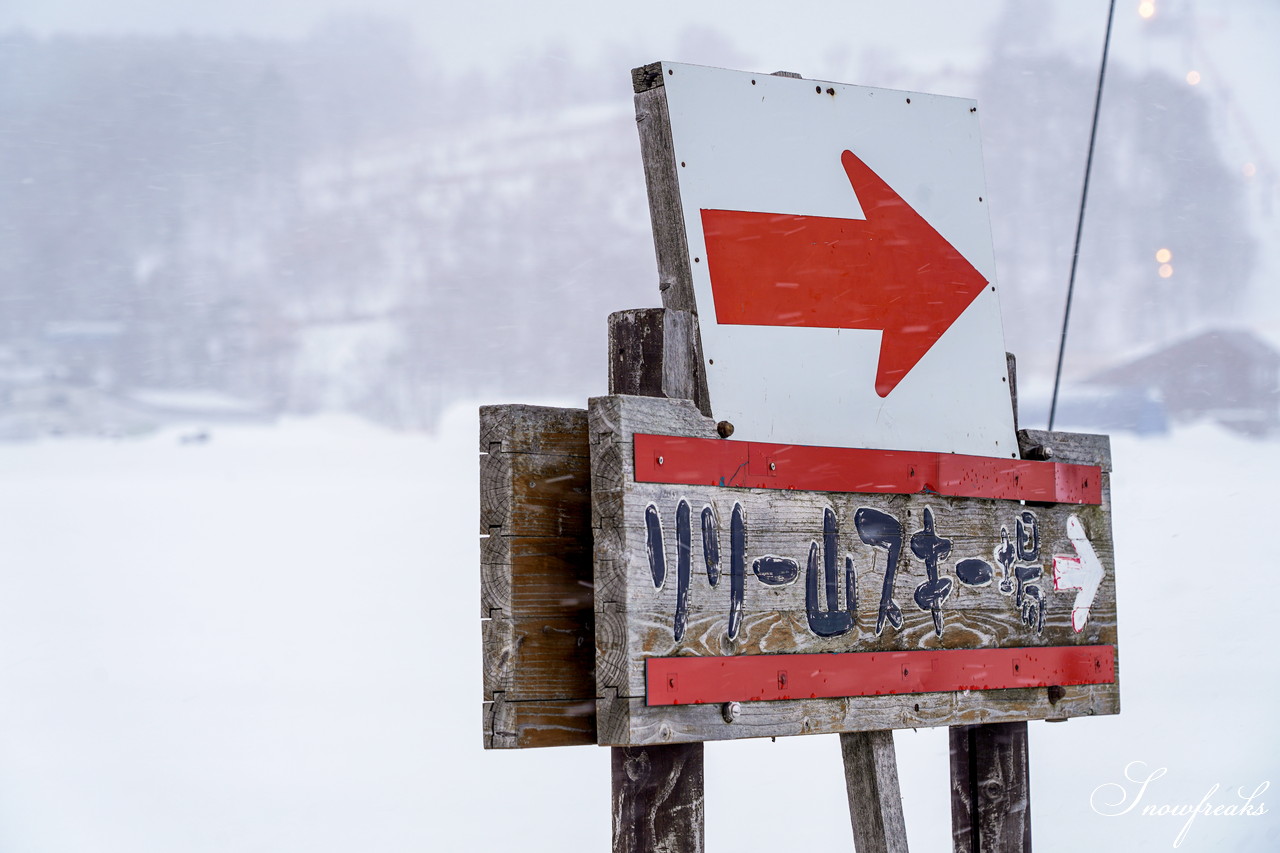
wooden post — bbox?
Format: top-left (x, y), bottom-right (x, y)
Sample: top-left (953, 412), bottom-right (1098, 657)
top-left (607, 311), bottom-right (913, 853)
top-left (612, 743), bottom-right (705, 853)
top-left (609, 307), bottom-right (705, 853)
top-left (950, 354), bottom-right (1031, 853)
top-left (841, 731), bottom-right (910, 853)
top-left (607, 307), bottom-right (710, 417)
top-left (949, 723), bottom-right (1032, 852)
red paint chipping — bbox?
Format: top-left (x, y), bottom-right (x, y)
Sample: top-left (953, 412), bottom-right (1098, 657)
top-left (645, 645), bottom-right (1116, 706)
top-left (634, 434), bottom-right (1103, 504)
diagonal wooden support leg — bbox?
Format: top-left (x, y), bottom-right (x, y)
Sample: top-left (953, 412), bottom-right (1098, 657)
top-left (841, 730), bottom-right (910, 853)
top-left (949, 722), bottom-right (1031, 852)
top-left (612, 743), bottom-right (704, 853)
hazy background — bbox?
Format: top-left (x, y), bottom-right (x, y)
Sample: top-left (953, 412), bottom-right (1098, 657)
top-left (1, 0), bottom-right (1276, 435)
top-left (1, 2), bottom-right (1277, 851)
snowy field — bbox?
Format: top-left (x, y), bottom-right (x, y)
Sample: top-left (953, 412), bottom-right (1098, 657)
top-left (0, 404), bottom-right (1276, 852)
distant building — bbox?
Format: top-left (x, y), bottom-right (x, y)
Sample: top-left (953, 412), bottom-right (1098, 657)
top-left (1088, 328), bottom-right (1280, 436)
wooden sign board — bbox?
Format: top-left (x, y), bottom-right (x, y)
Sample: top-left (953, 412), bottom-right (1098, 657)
top-left (480, 404), bottom-right (596, 749)
top-left (592, 394), bottom-right (1118, 746)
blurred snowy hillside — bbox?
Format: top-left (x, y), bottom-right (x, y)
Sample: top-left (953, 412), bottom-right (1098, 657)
top-left (1, 2), bottom-right (1276, 438)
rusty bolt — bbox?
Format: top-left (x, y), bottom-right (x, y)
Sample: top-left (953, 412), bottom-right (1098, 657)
top-left (716, 420), bottom-right (734, 438)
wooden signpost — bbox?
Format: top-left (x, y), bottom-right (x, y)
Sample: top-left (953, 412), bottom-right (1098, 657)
top-left (480, 62), bottom-right (1120, 852)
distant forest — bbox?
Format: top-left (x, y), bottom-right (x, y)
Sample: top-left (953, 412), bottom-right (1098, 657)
top-left (0, 9), bottom-right (1256, 431)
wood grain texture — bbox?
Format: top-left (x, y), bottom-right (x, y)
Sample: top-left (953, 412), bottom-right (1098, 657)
top-left (591, 394), bottom-right (1120, 746)
top-left (597, 681), bottom-right (1116, 747)
top-left (479, 404), bottom-right (596, 748)
top-left (1006, 353), bottom-right (1019, 434)
top-left (842, 730), bottom-right (910, 853)
top-left (612, 743), bottom-right (705, 853)
top-left (1017, 429), bottom-right (1111, 471)
top-left (484, 696), bottom-right (597, 750)
top-left (607, 309), bottom-right (711, 418)
top-left (609, 309), bottom-right (666, 399)
top-left (634, 84), bottom-right (696, 316)
top-left (663, 308), bottom-right (710, 417)
top-left (632, 62), bottom-right (664, 94)
top-left (482, 612), bottom-right (594, 700)
top-left (950, 722), bottom-right (1032, 852)
top-left (480, 404), bottom-right (590, 456)
top-left (608, 307), bottom-right (706, 853)
top-left (629, 80), bottom-right (717, 412)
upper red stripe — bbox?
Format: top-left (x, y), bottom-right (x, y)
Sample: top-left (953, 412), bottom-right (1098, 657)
top-left (633, 434), bottom-right (1101, 504)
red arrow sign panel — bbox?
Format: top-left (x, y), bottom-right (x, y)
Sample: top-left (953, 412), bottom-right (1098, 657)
top-left (701, 150), bottom-right (989, 397)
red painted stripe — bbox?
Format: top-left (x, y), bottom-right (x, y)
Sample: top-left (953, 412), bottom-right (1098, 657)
top-left (646, 645), bottom-right (1115, 706)
top-left (633, 434), bottom-right (1101, 505)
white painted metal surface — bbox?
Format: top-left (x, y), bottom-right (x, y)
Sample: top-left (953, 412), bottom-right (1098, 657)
top-left (659, 61), bottom-right (1018, 457)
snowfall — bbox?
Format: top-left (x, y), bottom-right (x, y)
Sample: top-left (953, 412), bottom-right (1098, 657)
top-left (1, 403), bottom-right (1275, 852)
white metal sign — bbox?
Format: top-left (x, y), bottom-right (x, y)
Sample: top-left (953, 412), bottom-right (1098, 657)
top-left (656, 62), bottom-right (1018, 457)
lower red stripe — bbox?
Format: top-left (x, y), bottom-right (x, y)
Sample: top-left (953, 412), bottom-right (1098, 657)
top-left (645, 646), bottom-right (1115, 706)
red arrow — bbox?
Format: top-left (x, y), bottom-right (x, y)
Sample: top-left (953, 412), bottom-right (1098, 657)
top-left (701, 149), bottom-right (989, 397)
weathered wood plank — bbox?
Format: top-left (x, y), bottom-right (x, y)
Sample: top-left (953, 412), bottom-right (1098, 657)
top-left (1018, 428), bottom-right (1111, 471)
top-left (612, 743), bottom-right (705, 853)
top-left (607, 308), bottom-right (711, 417)
top-left (842, 730), bottom-right (910, 853)
top-left (482, 612), bottom-right (595, 701)
top-left (950, 722), bottom-right (1032, 852)
top-left (662, 309), bottom-right (707, 414)
top-left (480, 449), bottom-right (591, 538)
top-left (481, 536), bottom-right (593, 618)
top-left (948, 368), bottom-right (1050, 851)
top-left (603, 609), bottom-right (1117, 700)
top-left (607, 307), bottom-right (706, 853)
top-left (597, 681), bottom-right (1117, 746)
top-left (634, 82), bottom-right (696, 316)
top-left (480, 403), bottom-right (596, 748)
top-left (609, 308), bottom-right (666, 399)
top-left (591, 394), bottom-right (1119, 745)
top-left (480, 404), bottom-right (589, 456)
top-left (632, 62), bottom-right (664, 94)
top-left (484, 696), bottom-right (597, 750)
top-left (1006, 353), bottom-right (1019, 434)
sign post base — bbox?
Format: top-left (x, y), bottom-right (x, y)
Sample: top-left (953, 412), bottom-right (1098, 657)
top-left (842, 730), bottom-right (910, 853)
top-left (950, 722), bottom-right (1032, 852)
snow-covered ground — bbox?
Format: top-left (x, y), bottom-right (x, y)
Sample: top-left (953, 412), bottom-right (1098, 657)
top-left (0, 406), bottom-right (1275, 851)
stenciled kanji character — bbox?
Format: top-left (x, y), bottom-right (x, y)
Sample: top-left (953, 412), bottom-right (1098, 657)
top-left (855, 507), bottom-right (905, 635)
top-left (910, 507), bottom-right (954, 637)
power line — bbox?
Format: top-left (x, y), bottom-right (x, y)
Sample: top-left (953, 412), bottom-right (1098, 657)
top-left (1048, 0), bottom-right (1117, 431)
